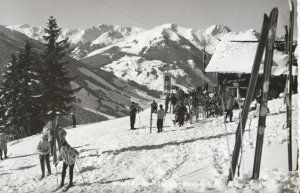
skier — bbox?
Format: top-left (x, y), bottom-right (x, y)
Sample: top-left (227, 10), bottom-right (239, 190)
top-left (55, 141), bottom-right (79, 189)
top-left (170, 93), bottom-right (177, 113)
top-left (56, 126), bottom-right (67, 150)
top-left (19, 126), bottom-right (26, 138)
top-left (151, 100), bottom-right (158, 113)
top-left (177, 102), bottom-right (187, 127)
top-left (42, 120), bottom-right (54, 156)
top-left (176, 88), bottom-right (185, 102)
top-left (157, 105), bottom-right (166, 133)
top-left (129, 102), bottom-right (138, 130)
top-left (165, 93), bottom-right (171, 113)
top-left (0, 128), bottom-right (8, 160)
top-left (71, 113), bottom-right (76, 128)
top-left (37, 133), bottom-right (52, 179)
top-left (224, 89), bottom-right (235, 122)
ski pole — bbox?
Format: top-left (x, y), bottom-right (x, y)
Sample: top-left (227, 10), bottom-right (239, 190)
top-left (55, 165), bottom-right (58, 186)
top-left (223, 117), bottom-right (234, 187)
top-left (138, 112), bottom-right (142, 129)
top-left (75, 159), bottom-right (86, 185)
top-left (239, 109), bottom-right (245, 185)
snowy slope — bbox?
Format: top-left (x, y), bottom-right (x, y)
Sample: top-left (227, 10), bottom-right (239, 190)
top-left (84, 23), bottom-right (229, 59)
top-left (82, 24), bottom-right (231, 91)
top-left (101, 55), bottom-right (194, 91)
top-left (0, 95), bottom-right (298, 193)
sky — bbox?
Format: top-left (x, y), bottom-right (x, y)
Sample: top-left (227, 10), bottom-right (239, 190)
top-left (0, 0), bottom-right (298, 38)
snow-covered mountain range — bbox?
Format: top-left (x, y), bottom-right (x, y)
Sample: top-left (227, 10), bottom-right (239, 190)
top-left (7, 23), bottom-right (234, 92)
top-left (0, 25), bottom-right (157, 122)
top-left (7, 24), bottom-right (143, 59)
top-left (4, 23), bottom-right (282, 118)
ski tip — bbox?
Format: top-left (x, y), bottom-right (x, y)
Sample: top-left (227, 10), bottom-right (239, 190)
top-left (263, 14), bottom-right (269, 21)
top-left (288, 0), bottom-right (294, 10)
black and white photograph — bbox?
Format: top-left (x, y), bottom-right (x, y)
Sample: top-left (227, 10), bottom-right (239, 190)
top-left (0, 0), bottom-right (298, 192)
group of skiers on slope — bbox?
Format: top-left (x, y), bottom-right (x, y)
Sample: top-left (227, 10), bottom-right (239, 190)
top-left (128, 85), bottom-right (236, 132)
top-left (162, 86), bottom-right (241, 126)
top-left (0, 111), bottom-right (79, 189)
top-left (129, 100), bottom-right (166, 133)
top-left (37, 116), bottom-right (79, 189)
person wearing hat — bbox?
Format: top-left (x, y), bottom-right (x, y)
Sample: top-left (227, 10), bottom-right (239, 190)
top-left (71, 113), bottom-right (76, 128)
top-left (42, 120), bottom-right (54, 155)
top-left (0, 128), bottom-right (8, 160)
top-left (55, 141), bottom-right (79, 189)
top-left (129, 102), bottom-right (138, 130)
top-left (37, 133), bottom-right (52, 179)
top-left (57, 126), bottom-right (67, 150)
top-left (177, 101), bottom-right (187, 127)
top-left (151, 100), bottom-right (158, 113)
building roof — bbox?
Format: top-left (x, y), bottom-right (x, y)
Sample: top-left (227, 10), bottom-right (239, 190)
top-left (205, 41), bottom-right (289, 76)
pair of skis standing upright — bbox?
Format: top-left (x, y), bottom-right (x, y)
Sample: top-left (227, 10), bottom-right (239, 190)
top-left (227, 1), bottom-right (295, 184)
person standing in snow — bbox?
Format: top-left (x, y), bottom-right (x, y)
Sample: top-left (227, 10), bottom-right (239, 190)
top-left (165, 93), bottom-right (170, 113)
top-left (151, 100), bottom-right (158, 113)
top-left (0, 128), bottom-right (8, 160)
top-left (19, 126), bottom-right (26, 138)
top-left (157, 105), bottom-right (166, 133)
top-left (224, 89), bottom-right (235, 122)
top-left (56, 126), bottom-right (67, 150)
top-left (71, 113), bottom-right (76, 128)
top-left (42, 120), bottom-right (54, 156)
top-left (129, 102), bottom-right (138, 130)
top-left (55, 141), bottom-right (79, 189)
top-left (37, 133), bottom-right (52, 179)
top-left (177, 102), bottom-right (187, 127)
top-left (170, 93), bottom-right (177, 113)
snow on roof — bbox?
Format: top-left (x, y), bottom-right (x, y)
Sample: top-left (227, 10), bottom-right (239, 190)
top-left (205, 41), bottom-right (289, 75)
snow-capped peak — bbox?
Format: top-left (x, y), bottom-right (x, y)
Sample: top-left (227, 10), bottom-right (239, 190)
top-left (205, 24), bottom-right (231, 36)
top-left (18, 23), bottom-right (32, 29)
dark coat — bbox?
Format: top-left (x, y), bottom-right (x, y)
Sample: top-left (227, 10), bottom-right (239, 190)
top-left (130, 104), bottom-right (137, 116)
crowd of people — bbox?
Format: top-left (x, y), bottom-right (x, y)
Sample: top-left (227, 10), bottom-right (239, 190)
top-left (37, 116), bottom-right (79, 190)
top-left (0, 113), bottom-right (80, 190)
top-left (163, 86), bottom-right (238, 126)
top-left (127, 86), bottom-right (240, 133)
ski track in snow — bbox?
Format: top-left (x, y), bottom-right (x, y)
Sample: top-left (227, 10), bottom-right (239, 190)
top-left (0, 96), bottom-right (298, 193)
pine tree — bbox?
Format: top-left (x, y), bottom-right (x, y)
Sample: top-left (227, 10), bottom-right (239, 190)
top-left (40, 16), bottom-right (79, 162)
top-left (16, 42), bottom-right (44, 136)
top-left (1, 54), bottom-right (21, 137)
top-left (41, 16), bottom-right (78, 118)
top-left (1, 43), bottom-right (43, 138)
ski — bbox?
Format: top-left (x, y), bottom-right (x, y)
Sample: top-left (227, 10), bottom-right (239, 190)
top-left (287, 0), bottom-right (294, 171)
top-left (150, 111), bottom-right (153, 133)
top-left (227, 14), bottom-right (270, 183)
top-left (252, 7), bottom-right (278, 180)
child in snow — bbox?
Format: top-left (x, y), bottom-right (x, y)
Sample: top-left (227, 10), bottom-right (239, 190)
top-left (57, 126), bottom-right (67, 150)
top-left (0, 128), bottom-right (8, 160)
top-left (42, 120), bottom-right (54, 155)
top-left (37, 133), bottom-right (52, 179)
top-left (55, 141), bottom-right (79, 188)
